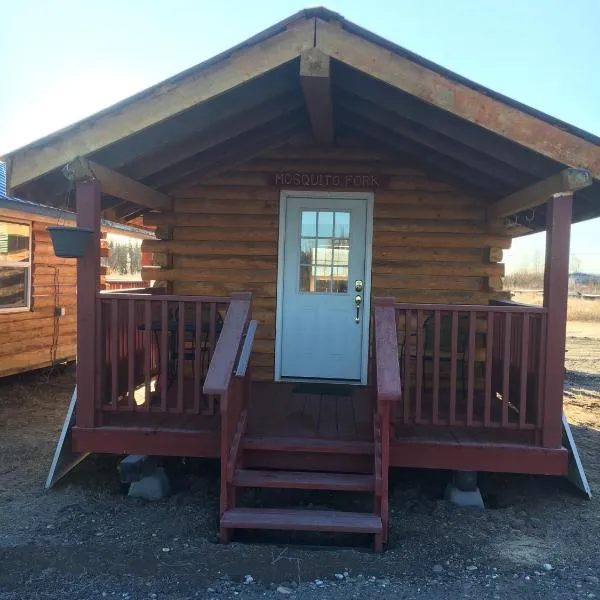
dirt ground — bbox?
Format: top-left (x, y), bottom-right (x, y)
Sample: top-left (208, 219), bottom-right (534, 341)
top-left (0, 322), bottom-right (599, 600)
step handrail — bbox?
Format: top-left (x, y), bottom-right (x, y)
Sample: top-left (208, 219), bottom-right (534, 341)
top-left (374, 304), bottom-right (402, 404)
top-left (203, 294), bottom-right (252, 396)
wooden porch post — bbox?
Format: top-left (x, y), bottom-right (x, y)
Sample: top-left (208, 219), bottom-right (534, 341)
top-left (75, 179), bottom-right (102, 429)
top-left (542, 193), bottom-right (573, 448)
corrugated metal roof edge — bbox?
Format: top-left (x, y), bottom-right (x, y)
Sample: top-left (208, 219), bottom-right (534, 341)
top-left (0, 194), bottom-right (154, 238)
top-left (2, 6), bottom-right (598, 162)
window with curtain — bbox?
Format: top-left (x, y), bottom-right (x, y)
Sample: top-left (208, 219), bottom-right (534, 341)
top-left (0, 221), bottom-right (31, 310)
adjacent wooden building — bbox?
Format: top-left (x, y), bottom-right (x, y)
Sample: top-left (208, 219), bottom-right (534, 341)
top-left (3, 8), bottom-right (599, 549)
top-left (0, 193), bottom-right (151, 377)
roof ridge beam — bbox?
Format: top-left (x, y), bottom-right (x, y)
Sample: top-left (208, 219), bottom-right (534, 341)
top-left (488, 168), bottom-right (592, 219)
top-left (300, 48), bottom-right (334, 144)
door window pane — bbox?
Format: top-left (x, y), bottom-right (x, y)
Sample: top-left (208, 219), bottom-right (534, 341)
top-left (299, 210), bottom-right (350, 294)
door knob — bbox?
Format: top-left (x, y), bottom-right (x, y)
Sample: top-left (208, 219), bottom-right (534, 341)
top-left (354, 295), bottom-right (362, 323)
top-left (355, 280), bottom-right (364, 292)
top-left (355, 295), bottom-right (362, 306)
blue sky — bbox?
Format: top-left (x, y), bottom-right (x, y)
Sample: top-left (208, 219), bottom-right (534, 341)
top-left (2, 0), bottom-right (599, 273)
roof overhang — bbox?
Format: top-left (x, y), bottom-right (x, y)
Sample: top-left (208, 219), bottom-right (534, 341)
top-left (2, 7), bottom-right (599, 232)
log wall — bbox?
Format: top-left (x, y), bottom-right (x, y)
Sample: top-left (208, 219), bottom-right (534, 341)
top-left (142, 140), bottom-right (511, 381)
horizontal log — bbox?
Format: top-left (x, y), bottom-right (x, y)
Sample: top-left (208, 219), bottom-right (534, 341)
top-left (142, 239), bottom-right (277, 257)
top-left (488, 276), bottom-right (504, 291)
top-left (0, 315), bottom-right (76, 333)
top-left (372, 275), bottom-right (485, 291)
top-left (173, 282), bottom-right (277, 297)
top-left (375, 190), bottom-right (482, 207)
top-left (374, 232), bottom-right (512, 249)
top-left (3, 329), bottom-right (77, 350)
top-left (0, 305), bottom-right (70, 322)
top-left (372, 289), bottom-right (504, 304)
top-left (144, 212), bottom-right (278, 228)
top-left (174, 185), bottom-right (279, 200)
top-left (374, 206), bottom-right (483, 221)
top-left (173, 198), bottom-right (278, 215)
top-left (174, 228), bottom-right (277, 243)
top-left (32, 296), bottom-right (77, 309)
top-left (142, 267), bottom-right (276, 283)
top-left (173, 256), bottom-right (276, 270)
top-left (373, 248), bottom-right (483, 262)
top-left (0, 344), bottom-right (76, 377)
top-left (373, 220), bottom-right (485, 234)
top-left (373, 261), bottom-right (504, 277)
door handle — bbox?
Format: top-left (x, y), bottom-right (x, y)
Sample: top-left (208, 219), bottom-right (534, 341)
top-left (355, 294), bottom-right (362, 323)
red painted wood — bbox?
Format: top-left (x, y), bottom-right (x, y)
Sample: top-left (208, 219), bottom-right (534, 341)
top-left (110, 299), bottom-right (119, 409)
top-left (227, 409), bottom-right (248, 482)
top-left (403, 308), bottom-right (412, 423)
top-left (415, 309), bottom-right (424, 421)
top-left (177, 300), bottom-right (185, 413)
top-left (72, 426), bottom-right (220, 456)
top-left (233, 469), bottom-right (375, 491)
top-left (519, 313), bottom-right (530, 428)
top-left (484, 311), bottom-right (494, 427)
top-left (542, 194), bottom-right (572, 448)
top-left (242, 436), bottom-right (373, 454)
top-left (204, 296), bottom-right (251, 396)
top-left (193, 302), bottom-right (202, 414)
top-left (466, 312), bottom-right (476, 426)
top-left (449, 311), bottom-right (458, 425)
top-left (76, 180), bottom-right (101, 429)
top-left (390, 439), bottom-right (568, 475)
top-left (536, 313), bottom-right (547, 430)
top-left (160, 300), bottom-right (168, 411)
top-left (393, 302), bottom-right (545, 313)
top-left (243, 450), bottom-right (373, 474)
top-left (432, 310), bottom-right (441, 425)
top-left (127, 299), bottom-right (135, 410)
top-left (221, 508), bottom-right (383, 534)
top-left (143, 300), bottom-right (152, 411)
top-left (373, 305), bottom-right (402, 404)
top-left (502, 313), bottom-right (512, 427)
top-left (373, 414), bottom-right (382, 495)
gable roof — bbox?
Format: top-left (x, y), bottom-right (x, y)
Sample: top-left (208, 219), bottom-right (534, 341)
top-left (2, 7), bottom-right (599, 232)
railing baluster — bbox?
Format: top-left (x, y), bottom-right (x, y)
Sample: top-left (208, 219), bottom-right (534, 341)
top-left (432, 310), bottom-right (440, 425)
top-left (484, 311), bottom-right (494, 427)
top-left (177, 301), bottom-right (185, 413)
top-left (415, 310), bottom-right (424, 423)
top-left (502, 312), bottom-right (512, 427)
top-left (449, 311), bottom-right (458, 426)
top-left (144, 300), bottom-right (152, 410)
top-left (519, 314), bottom-right (530, 428)
top-left (193, 302), bottom-right (203, 414)
top-left (467, 311), bottom-right (476, 427)
top-left (95, 298), bottom-right (103, 409)
top-left (536, 313), bottom-right (547, 433)
top-left (110, 298), bottom-right (119, 410)
top-left (127, 299), bottom-right (135, 410)
top-left (160, 300), bottom-right (168, 412)
top-left (403, 309), bottom-right (412, 425)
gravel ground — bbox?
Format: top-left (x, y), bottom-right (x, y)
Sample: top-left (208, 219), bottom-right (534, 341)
top-left (0, 322), bottom-right (599, 600)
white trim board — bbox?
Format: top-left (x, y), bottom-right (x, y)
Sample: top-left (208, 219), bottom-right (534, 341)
top-left (274, 190), bottom-right (374, 384)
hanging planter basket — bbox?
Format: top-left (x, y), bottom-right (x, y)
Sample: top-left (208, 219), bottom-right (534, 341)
top-left (47, 226), bottom-right (94, 258)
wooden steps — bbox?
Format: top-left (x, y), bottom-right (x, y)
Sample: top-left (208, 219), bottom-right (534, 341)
top-left (221, 508), bottom-right (383, 534)
top-left (242, 435), bottom-right (373, 455)
top-left (233, 469), bottom-right (375, 491)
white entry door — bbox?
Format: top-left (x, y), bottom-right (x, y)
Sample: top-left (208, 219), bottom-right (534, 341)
top-left (277, 193), bottom-right (372, 382)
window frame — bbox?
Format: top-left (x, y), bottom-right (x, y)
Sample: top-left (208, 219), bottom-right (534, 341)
top-left (0, 217), bottom-right (33, 313)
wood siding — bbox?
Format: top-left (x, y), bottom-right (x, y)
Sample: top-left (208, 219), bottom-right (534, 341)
top-left (0, 220), bottom-right (77, 377)
top-left (142, 140), bottom-right (512, 381)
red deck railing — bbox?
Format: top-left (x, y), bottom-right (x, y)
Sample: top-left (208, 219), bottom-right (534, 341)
top-left (393, 301), bottom-right (548, 443)
top-left (372, 300), bottom-right (402, 547)
top-left (96, 291), bottom-right (231, 416)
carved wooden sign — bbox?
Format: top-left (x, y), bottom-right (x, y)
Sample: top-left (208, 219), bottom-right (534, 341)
top-left (273, 172), bottom-right (388, 188)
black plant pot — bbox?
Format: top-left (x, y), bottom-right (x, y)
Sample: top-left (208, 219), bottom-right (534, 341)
top-left (47, 226), bottom-right (94, 258)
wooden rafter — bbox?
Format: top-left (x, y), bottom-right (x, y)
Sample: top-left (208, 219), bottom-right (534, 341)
top-left (488, 168), bottom-right (593, 219)
top-left (300, 48), bottom-right (334, 144)
top-left (336, 93), bottom-right (533, 188)
top-left (67, 157), bottom-right (172, 212)
top-left (5, 18), bottom-right (316, 189)
top-left (125, 93), bottom-right (303, 181)
top-left (317, 18), bottom-right (600, 178)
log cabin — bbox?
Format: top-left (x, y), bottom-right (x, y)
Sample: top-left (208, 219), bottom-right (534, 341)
top-left (2, 8), bottom-right (600, 549)
top-left (0, 191), bottom-right (152, 377)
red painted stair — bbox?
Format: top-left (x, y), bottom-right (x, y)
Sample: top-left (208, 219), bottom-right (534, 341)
top-left (221, 508), bottom-right (383, 534)
top-left (233, 468), bottom-right (375, 491)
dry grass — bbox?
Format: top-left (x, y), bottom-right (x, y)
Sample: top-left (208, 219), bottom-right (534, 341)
top-left (510, 290), bottom-right (600, 322)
